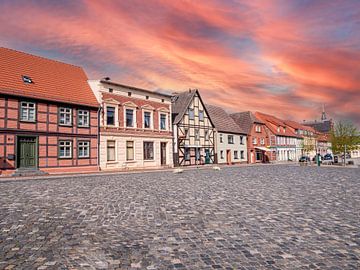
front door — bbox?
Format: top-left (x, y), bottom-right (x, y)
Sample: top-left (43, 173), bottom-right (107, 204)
top-left (18, 137), bottom-right (37, 168)
top-left (205, 149), bottom-right (210, 164)
top-left (226, 150), bottom-right (231, 164)
top-left (160, 142), bottom-right (166, 165)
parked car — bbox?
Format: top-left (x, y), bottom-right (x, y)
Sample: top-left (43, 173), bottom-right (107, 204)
top-left (299, 156), bottom-right (310, 162)
top-left (340, 153), bottom-right (351, 159)
top-left (323, 154), bottom-right (333, 161)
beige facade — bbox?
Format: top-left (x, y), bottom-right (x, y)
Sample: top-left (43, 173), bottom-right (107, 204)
top-left (89, 79), bottom-right (173, 171)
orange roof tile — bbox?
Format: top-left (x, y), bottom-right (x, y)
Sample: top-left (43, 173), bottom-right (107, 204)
top-left (0, 47), bottom-right (98, 108)
top-left (255, 112), bottom-right (299, 138)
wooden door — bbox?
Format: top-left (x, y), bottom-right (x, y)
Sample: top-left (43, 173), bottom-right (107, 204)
top-left (226, 150), bottom-right (231, 164)
top-left (18, 137), bottom-right (37, 168)
top-left (160, 142), bottom-right (166, 165)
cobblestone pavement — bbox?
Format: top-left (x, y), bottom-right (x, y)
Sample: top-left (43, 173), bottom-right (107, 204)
top-left (0, 165), bottom-right (359, 270)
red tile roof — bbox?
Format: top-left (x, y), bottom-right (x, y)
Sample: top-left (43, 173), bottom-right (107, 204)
top-left (0, 47), bottom-right (98, 107)
top-left (284, 120), bottom-right (316, 133)
top-left (255, 112), bottom-right (299, 137)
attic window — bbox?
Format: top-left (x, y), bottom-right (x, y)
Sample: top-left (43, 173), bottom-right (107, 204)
top-left (22, 75), bottom-right (33, 84)
top-left (146, 96), bottom-right (149, 100)
top-left (128, 92), bottom-right (132, 97)
top-left (161, 99), bottom-right (165, 103)
top-left (109, 88), bottom-right (113, 93)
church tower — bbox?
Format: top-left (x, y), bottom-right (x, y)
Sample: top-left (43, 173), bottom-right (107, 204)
top-left (321, 104), bottom-right (327, 121)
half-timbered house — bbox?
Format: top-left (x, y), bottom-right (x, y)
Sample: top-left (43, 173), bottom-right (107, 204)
top-left (172, 89), bottom-right (215, 166)
top-left (0, 47), bottom-right (99, 176)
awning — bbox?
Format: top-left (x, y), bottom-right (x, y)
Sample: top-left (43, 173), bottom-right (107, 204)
top-left (255, 147), bottom-right (271, 152)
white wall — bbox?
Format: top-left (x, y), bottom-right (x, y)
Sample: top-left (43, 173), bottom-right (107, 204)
top-left (216, 132), bottom-right (247, 164)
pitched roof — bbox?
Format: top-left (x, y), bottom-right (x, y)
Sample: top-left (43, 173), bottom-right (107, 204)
top-left (284, 120), bottom-right (316, 133)
top-left (206, 105), bottom-right (246, 134)
top-left (255, 112), bottom-right (299, 137)
top-left (230, 111), bottom-right (264, 135)
top-left (303, 120), bottom-right (333, 133)
top-left (0, 47), bottom-right (98, 107)
top-left (171, 89), bottom-right (197, 124)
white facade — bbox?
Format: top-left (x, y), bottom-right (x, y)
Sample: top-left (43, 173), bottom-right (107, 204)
top-left (216, 132), bottom-right (247, 164)
top-left (99, 134), bottom-right (172, 170)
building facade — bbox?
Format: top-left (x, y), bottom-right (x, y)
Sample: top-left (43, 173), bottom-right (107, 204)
top-left (0, 47), bottom-right (99, 176)
top-left (230, 111), bottom-right (269, 163)
top-left (255, 112), bottom-right (299, 162)
top-left (172, 89), bottom-right (215, 166)
top-left (207, 105), bottom-right (247, 164)
top-left (284, 120), bottom-right (317, 160)
top-left (88, 80), bottom-right (173, 171)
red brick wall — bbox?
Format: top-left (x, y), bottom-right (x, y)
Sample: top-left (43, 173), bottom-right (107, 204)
top-left (0, 95), bottom-right (98, 173)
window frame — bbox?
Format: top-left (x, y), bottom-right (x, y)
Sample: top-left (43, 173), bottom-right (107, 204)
top-left (143, 141), bottom-right (154, 160)
top-left (228, 135), bottom-right (234, 144)
top-left (59, 107), bottom-right (73, 126)
top-left (106, 106), bottom-right (116, 126)
top-left (78, 140), bottom-right (90, 158)
top-left (143, 111), bottom-right (152, 129)
top-left (219, 133), bottom-right (223, 143)
top-left (253, 137), bottom-right (257, 145)
top-left (240, 150), bottom-right (245, 159)
top-left (20, 101), bottom-right (36, 122)
top-left (125, 108), bottom-right (135, 128)
top-left (126, 141), bottom-right (134, 161)
top-left (188, 108), bottom-right (194, 120)
top-left (107, 140), bottom-right (116, 162)
top-left (240, 135), bottom-right (244, 145)
top-left (77, 109), bottom-right (90, 128)
top-left (58, 140), bottom-right (73, 159)
top-left (199, 110), bottom-right (204, 121)
top-left (159, 113), bottom-right (167, 130)
top-left (234, 150), bottom-right (238, 159)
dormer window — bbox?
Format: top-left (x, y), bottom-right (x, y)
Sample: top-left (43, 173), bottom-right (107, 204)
top-left (22, 75), bottom-right (33, 84)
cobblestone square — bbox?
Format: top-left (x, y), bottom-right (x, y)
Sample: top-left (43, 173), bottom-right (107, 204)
top-left (0, 165), bottom-right (359, 269)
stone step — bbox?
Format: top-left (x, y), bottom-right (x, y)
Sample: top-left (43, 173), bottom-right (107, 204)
top-left (12, 169), bottom-right (49, 177)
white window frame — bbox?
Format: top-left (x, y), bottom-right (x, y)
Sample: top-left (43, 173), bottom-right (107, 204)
top-left (159, 113), bottom-right (167, 131)
top-left (234, 150), bottom-right (238, 159)
top-left (228, 135), bottom-right (234, 144)
top-left (255, 125), bottom-right (261, 132)
top-left (125, 107), bottom-right (136, 128)
top-left (126, 141), bottom-right (135, 161)
top-left (220, 133), bottom-right (223, 143)
top-left (220, 150), bottom-right (224, 159)
top-left (188, 108), bottom-right (194, 120)
top-left (107, 140), bottom-right (116, 162)
top-left (78, 110), bottom-right (90, 127)
top-left (59, 107), bottom-right (72, 126)
top-left (78, 141), bottom-right (90, 158)
top-left (199, 110), bottom-right (204, 121)
top-left (240, 150), bottom-right (245, 159)
top-left (253, 137), bottom-right (257, 145)
top-left (20, 101), bottom-right (36, 122)
top-left (143, 110), bottom-right (153, 129)
top-left (143, 141), bottom-right (154, 160)
top-left (195, 129), bottom-right (200, 141)
top-left (59, 140), bottom-right (72, 158)
top-left (260, 138), bottom-right (265, 145)
top-left (240, 135), bottom-right (244, 145)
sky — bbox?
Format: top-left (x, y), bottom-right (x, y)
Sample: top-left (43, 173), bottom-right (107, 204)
top-left (0, 0), bottom-right (359, 126)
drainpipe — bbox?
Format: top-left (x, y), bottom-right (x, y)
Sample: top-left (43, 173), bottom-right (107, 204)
top-left (97, 106), bottom-right (102, 170)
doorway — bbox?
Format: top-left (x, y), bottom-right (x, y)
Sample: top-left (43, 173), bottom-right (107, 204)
top-left (160, 142), bottom-right (166, 165)
top-left (226, 150), bottom-right (231, 164)
top-left (17, 136), bottom-right (37, 169)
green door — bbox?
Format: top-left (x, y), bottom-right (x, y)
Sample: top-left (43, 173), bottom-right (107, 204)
top-left (18, 137), bottom-right (37, 168)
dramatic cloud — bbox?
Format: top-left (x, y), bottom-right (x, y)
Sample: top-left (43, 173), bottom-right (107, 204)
top-left (0, 0), bottom-right (359, 126)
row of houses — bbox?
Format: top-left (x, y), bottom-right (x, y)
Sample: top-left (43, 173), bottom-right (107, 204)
top-left (0, 47), bottom-right (332, 175)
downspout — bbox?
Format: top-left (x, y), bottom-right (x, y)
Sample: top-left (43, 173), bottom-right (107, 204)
top-left (97, 106), bottom-right (102, 171)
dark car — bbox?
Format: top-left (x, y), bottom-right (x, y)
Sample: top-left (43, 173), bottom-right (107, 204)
top-left (299, 156), bottom-right (310, 162)
top-left (323, 154), bottom-right (333, 160)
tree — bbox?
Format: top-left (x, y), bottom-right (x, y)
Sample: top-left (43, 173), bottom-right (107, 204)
top-left (330, 120), bottom-right (360, 164)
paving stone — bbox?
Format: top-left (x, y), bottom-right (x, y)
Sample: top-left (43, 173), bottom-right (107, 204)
top-left (0, 165), bottom-right (359, 269)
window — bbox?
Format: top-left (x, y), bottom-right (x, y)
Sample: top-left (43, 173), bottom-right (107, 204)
top-left (277, 126), bottom-right (280, 132)
top-left (59, 107), bottom-right (72, 125)
top-left (253, 137), bottom-right (257, 145)
top-left (20, 101), bottom-right (36, 121)
top-left (126, 109), bottom-right (134, 127)
top-left (195, 148), bottom-right (200, 161)
top-left (240, 150), bottom-right (245, 159)
top-left (195, 129), bottom-right (200, 140)
top-left (128, 92), bottom-right (132, 96)
top-left (228, 135), bottom-right (234, 144)
top-left (161, 99), bottom-right (164, 103)
top-left (78, 110), bottom-right (89, 127)
top-left (188, 108), bottom-right (194, 120)
top-left (22, 75), bottom-right (33, 84)
top-left (220, 134), bottom-right (223, 143)
top-left (107, 140), bottom-right (116, 161)
top-left (185, 147), bottom-right (190, 161)
top-left (126, 141), bottom-right (134, 161)
top-left (109, 88), bottom-right (113, 93)
top-left (143, 142), bottom-right (154, 160)
top-left (185, 128), bottom-right (189, 139)
top-left (199, 110), bottom-right (204, 121)
top-left (78, 141), bottom-right (90, 158)
top-left (160, 114), bottom-right (167, 130)
top-left (255, 125), bottom-right (261, 132)
top-left (59, 140), bottom-right (72, 158)
top-left (205, 130), bottom-right (209, 141)
top-left (220, 150), bottom-right (224, 159)
top-left (240, 135), bottom-right (244, 145)
top-left (234, 151), bottom-right (238, 159)
top-left (144, 111), bottom-right (151, 128)
top-left (106, 106), bottom-right (115, 126)
top-left (260, 138), bottom-right (265, 145)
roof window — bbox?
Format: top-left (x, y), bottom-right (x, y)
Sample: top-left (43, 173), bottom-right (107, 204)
top-left (22, 75), bottom-right (33, 84)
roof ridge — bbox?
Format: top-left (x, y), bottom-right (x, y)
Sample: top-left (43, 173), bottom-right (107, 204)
top-left (0, 47), bottom-right (82, 69)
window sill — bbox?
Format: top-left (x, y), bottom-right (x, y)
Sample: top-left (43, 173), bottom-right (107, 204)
top-left (59, 124), bottom-right (73, 127)
top-left (144, 159), bottom-right (155, 162)
top-left (78, 125), bottom-right (90, 128)
top-left (106, 161), bottom-right (118, 164)
top-left (20, 120), bottom-right (36, 123)
top-left (78, 156), bottom-right (90, 159)
top-left (125, 160), bottom-right (136, 163)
